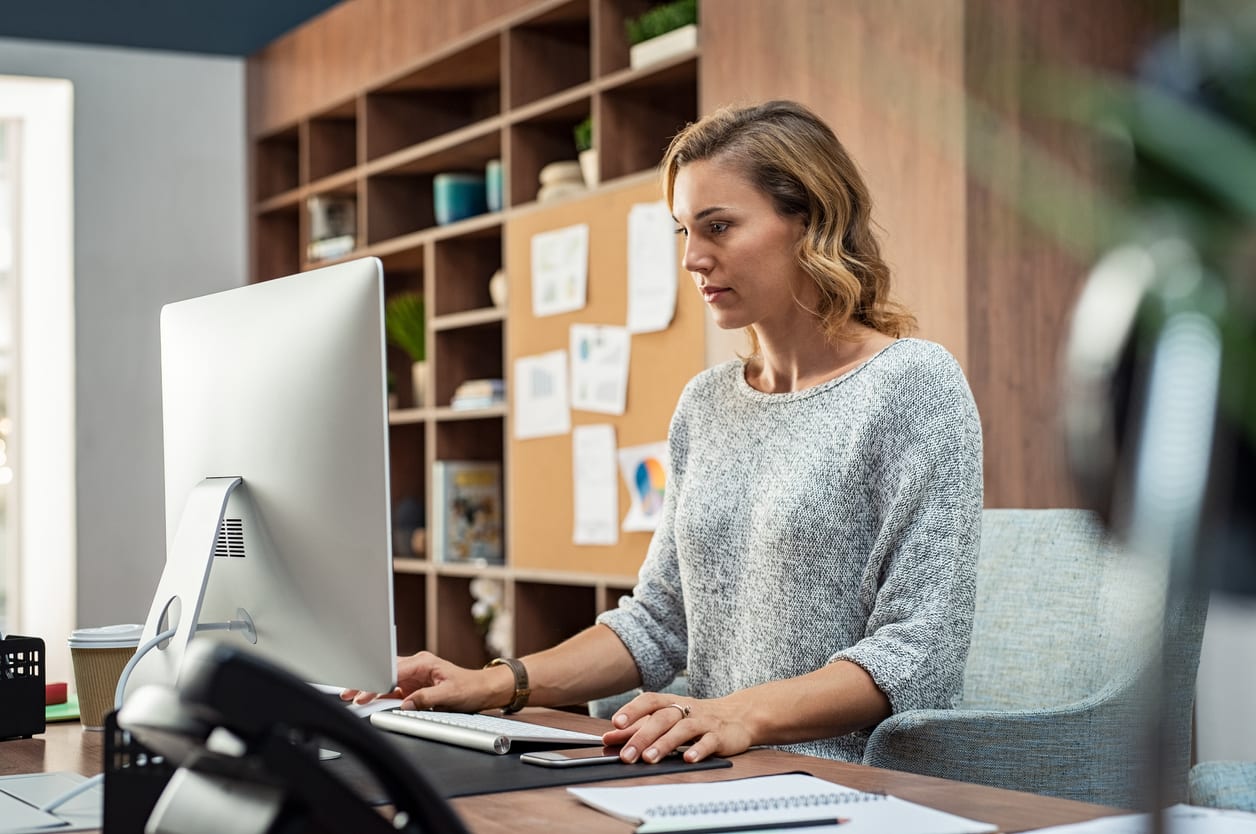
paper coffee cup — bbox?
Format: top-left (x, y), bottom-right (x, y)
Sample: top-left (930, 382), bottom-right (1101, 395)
top-left (68, 624), bottom-right (143, 730)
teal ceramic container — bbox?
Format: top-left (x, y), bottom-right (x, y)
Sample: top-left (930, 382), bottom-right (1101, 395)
top-left (433, 172), bottom-right (487, 225)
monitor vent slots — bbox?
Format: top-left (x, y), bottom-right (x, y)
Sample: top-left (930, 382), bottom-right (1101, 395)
top-left (213, 518), bottom-right (246, 558)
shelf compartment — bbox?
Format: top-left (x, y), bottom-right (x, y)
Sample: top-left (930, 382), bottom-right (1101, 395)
top-left (506, 95), bottom-right (592, 207)
top-left (365, 129), bottom-right (502, 245)
top-left (598, 55), bottom-right (698, 182)
top-left (513, 581), bottom-right (596, 656)
top-left (365, 34), bottom-right (502, 161)
top-left (593, 0), bottom-right (659, 76)
top-left (507, 0), bottom-right (592, 108)
top-left (253, 203), bottom-right (300, 282)
top-left (306, 98), bottom-right (359, 182)
top-left (393, 571), bottom-right (428, 656)
top-left (434, 575), bottom-right (493, 668)
top-left (365, 172), bottom-right (436, 244)
top-left (389, 422), bottom-right (428, 555)
top-left (254, 125), bottom-right (299, 202)
top-left (432, 227), bottom-right (503, 317)
top-left (433, 322), bottom-right (504, 407)
top-left (434, 415), bottom-right (505, 462)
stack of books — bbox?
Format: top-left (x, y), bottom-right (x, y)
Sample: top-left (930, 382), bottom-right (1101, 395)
top-left (451, 378), bottom-right (505, 410)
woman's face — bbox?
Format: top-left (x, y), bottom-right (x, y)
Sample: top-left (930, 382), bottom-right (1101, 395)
top-left (672, 156), bottom-right (811, 335)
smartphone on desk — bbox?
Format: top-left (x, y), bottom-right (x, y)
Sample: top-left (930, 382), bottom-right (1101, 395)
top-left (519, 746), bottom-right (624, 767)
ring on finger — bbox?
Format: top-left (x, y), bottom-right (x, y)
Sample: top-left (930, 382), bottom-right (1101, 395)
top-left (665, 702), bottom-right (691, 720)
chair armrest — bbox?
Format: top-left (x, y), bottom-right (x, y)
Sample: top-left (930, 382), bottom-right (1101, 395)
top-left (863, 676), bottom-right (1153, 808)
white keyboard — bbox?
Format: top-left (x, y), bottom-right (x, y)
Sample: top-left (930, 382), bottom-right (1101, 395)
top-left (369, 709), bottom-right (603, 755)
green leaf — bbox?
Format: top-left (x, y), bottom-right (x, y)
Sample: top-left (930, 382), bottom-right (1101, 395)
top-left (385, 292), bottom-right (426, 363)
top-left (625, 0), bottom-right (697, 46)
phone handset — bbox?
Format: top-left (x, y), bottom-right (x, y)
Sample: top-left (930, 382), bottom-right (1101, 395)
top-left (118, 641), bottom-right (468, 834)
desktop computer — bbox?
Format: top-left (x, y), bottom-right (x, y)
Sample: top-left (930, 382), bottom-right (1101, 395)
top-left (124, 256), bottom-right (398, 701)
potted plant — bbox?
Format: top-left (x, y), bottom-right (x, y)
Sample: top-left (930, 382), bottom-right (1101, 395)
top-left (385, 292), bottom-right (427, 407)
top-left (574, 115), bottom-right (597, 188)
top-left (625, 0), bottom-right (697, 70)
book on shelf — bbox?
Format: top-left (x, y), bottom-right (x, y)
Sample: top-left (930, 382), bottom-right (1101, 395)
top-left (431, 460), bottom-right (504, 565)
top-left (451, 378), bottom-right (506, 411)
top-left (306, 194), bottom-right (356, 261)
top-left (568, 773), bottom-right (997, 834)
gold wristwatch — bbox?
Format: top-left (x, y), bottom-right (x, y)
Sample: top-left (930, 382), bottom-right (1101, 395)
top-left (485, 657), bottom-right (530, 713)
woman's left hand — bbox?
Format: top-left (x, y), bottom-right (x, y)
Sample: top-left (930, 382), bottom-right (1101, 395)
top-left (601, 692), bottom-right (752, 763)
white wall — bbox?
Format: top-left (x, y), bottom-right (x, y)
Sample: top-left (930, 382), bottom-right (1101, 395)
top-left (0, 38), bottom-right (246, 634)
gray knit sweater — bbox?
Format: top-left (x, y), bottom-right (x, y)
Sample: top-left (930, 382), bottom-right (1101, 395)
top-left (597, 338), bottom-right (983, 762)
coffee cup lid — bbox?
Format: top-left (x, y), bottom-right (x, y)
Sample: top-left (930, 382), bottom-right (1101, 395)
top-left (68, 623), bottom-right (144, 649)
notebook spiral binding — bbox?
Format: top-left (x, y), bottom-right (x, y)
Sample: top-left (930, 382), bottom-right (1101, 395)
top-left (645, 790), bottom-right (887, 817)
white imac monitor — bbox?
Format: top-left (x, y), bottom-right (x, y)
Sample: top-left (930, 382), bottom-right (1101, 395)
top-left (125, 257), bottom-right (397, 700)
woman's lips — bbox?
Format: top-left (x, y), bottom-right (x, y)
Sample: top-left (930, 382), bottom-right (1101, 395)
top-left (700, 285), bottom-right (730, 303)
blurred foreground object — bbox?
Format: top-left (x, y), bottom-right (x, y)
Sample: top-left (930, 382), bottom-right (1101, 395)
top-left (1063, 9), bottom-right (1256, 593)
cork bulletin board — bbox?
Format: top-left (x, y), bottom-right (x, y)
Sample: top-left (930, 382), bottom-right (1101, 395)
top-left (505, 174), bottom-right (706, 578)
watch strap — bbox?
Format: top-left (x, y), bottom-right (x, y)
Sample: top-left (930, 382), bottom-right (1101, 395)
top-left (485, 657), bottom-right (530, 713)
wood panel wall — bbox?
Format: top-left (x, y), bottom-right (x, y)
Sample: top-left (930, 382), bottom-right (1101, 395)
top-left (699, 0), bottom-right (1175, 508)
top-left (246, 0), bottom-right (535, 135)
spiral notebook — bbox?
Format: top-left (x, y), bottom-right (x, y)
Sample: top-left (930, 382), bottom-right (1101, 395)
top-left (569, 772), bottom-right (998, 834)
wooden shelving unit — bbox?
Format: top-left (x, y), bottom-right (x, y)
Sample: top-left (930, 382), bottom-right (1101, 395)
top-left (249, 0), bottom-right (701, 671)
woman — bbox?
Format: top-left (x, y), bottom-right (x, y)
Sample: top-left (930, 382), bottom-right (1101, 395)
top-left (348, 100), bottom-right (983, 765)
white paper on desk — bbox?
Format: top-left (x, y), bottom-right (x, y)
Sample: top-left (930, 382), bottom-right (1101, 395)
top-left (531, 223), bottom-right (588, 317)
top-left (513, 350), bottom-right (571, 439)
top-left (570, 324), bottom-right (630, 415)
top-left (0, 771), bottom-right (102, 833)
top-left (618, 441), bottom-right (669, 532)
top-left (1024, 803), bottom-right (1256, 834)
top-left (570, 773), bottom-right (997, 834)
top-left (573, 424), bottom-right (619, 546)
top-left (627, 201), bottom-right (678, 334)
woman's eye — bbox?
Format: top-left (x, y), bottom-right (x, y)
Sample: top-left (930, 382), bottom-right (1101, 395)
top-left (709, 222), bottom-right (728, 234)
top-left (673, 226), bottom-right (688, 237)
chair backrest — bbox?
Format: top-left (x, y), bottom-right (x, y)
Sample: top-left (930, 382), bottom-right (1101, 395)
top-left (961, 509), bottom-right (1166, 710)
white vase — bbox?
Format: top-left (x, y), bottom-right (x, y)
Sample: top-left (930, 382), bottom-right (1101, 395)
top-left (629, 23), bottom-right (698, 70)
top-left (489, 269), bottom-right (507, 309)
top-left (411, 360), bottom-right (428, 408)
top-left (579, 148), bottom-right (599, 188)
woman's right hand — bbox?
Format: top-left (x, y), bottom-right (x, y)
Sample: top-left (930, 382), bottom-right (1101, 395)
top-left (340, 651), bottom-right (512, 713)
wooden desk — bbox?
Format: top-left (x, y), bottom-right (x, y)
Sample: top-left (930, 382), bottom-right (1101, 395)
top-left (5, 713), bottom-right (1123, 833)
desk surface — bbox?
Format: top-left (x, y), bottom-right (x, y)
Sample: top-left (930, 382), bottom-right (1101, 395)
top-left (5, 711), bottom-right (1123, 833)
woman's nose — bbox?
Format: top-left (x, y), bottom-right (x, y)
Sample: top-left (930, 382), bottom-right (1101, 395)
top-left (682, 237), bottom-right (710, 274)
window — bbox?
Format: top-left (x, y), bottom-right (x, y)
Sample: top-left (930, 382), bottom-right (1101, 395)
top-left (0, 76), bottom-right (75, 688)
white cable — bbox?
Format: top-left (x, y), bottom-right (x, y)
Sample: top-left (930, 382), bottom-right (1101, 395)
top-left (40, 773), bottom-right (104, 814)
top-left (42, 620), bottom-right (248, 816)
top-left (114, 625), bottom-right (178, 711)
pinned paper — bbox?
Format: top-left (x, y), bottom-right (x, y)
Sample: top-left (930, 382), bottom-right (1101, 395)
top-left (570, 324), bottom-right (630, 415)
top-left (618, 441), bottom-right (669, 532)
top-left (626, 201), bottom-right (678, 333)
top-left (531, 224), bottom-right (589, 317)
top-left (513, 350), bottom-right (571, 439)
top-left (573, 424), bottom-right (619, 546)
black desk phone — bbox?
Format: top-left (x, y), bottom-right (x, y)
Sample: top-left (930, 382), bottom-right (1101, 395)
top-left (117, 641), bottom-right (468, 834)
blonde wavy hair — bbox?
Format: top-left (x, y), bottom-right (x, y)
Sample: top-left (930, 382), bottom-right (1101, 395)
top-left (661, 100), bottom-right (916, 350)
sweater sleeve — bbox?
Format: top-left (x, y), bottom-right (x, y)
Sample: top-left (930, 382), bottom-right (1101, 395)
top-left (830, 353), bottom-right (984, 714)
top-left (595, 389), bottom-right (692, 692)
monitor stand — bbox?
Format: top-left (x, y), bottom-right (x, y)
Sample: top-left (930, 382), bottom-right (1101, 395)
top-left (126, 477), bottom-right (251, 702)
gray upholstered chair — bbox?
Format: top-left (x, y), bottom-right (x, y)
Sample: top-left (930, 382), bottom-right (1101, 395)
top-left (862, 508), bottom-right (1209, 809)
top-left (1189, 761), bottom-right (1256, 812)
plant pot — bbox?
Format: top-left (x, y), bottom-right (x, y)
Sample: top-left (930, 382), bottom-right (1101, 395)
top-left (411, 360), bottom-right (428, 408)
top-left (629, 23), bottom-right (698, 70)
top-left (578, 148), bottom-right (599, 188)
